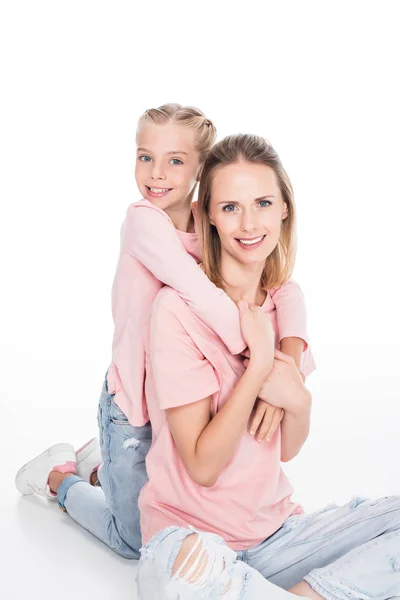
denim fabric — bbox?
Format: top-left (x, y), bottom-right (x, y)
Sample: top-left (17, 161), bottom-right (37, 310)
top-left (137, 497), bottom-right (400, 599)
top-left (59, 377), bottom-right (152, 558)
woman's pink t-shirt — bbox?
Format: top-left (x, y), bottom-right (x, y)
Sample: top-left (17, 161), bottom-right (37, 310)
top-left (139, 287), bottom-right (311, 551)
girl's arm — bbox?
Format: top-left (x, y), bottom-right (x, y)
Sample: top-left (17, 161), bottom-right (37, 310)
top-left (255, 350), bottom-right (312, 461)
top-left (280, 337), bottom-right (305, 372)
top-left (270, 280), bottom-right (309, 371)
top-left (126, 202), bottom-right (245, 354)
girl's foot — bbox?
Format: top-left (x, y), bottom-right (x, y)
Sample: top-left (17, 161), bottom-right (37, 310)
top-left (76, 437), bottom-right (102, 485)
top-left (15, 443), bottom-right (77, 499)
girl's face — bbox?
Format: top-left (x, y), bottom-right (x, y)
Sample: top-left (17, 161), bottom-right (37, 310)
top-left (209, 161), bottom-right (288, 267)
top-left (135, 122), bottom-right (202, 211)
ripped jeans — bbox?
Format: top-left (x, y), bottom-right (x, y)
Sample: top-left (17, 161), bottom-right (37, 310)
top-left (57, 377), bottom-right (151, 558)
top-left (137, 496), bottom-right (400, 599)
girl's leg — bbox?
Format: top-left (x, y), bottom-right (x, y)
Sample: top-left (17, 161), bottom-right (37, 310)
top-left (58, 379), bottom-right (151, 557)
top-left (137, 526), bottom-right (310, 600)
top-left (92, 378), bottom-right (152, 554)
top-left (16, 378), bottom-right (151, 559)
top-left (245, 496), bottom-right (400, 594)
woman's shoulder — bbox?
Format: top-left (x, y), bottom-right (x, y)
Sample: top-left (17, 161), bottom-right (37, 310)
top-left (152, 287), bottom-right (188, 318)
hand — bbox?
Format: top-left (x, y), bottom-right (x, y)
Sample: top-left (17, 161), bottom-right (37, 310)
top-left (238, 301), bottom-right (274, 371)
top-left (249, 399), bottom-right (284, 442)
top-left (256, 349), bottom-right (307, 413)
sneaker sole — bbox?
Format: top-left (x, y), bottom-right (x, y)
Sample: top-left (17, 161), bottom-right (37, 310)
top-left (15, 443), bottom-right (75, 497)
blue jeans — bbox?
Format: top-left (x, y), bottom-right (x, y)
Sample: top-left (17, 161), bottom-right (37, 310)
top-left (57, 377), bottom-right (151, 558)
top-left (137, 496), bottom-right (400, 599)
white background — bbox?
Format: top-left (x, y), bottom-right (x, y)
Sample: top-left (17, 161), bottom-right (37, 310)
top-left (1, 1), bottom-right (399, 598)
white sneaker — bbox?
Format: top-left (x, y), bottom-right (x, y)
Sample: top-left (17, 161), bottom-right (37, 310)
top-left (15, 443), bottom-right (76, 500)
top-left (76, 437), bottom-right (102, 483)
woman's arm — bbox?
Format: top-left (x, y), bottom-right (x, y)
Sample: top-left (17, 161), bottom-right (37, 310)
top-left (253, 350), bottom-right (312, 461)
top-left (280, 388), bottom-right (311, 462)
top-left (126, 202), bottom-right (245, 354)
top-left (152, 298), bottom-right (274, 487)
top-left (167, 359), bottom-right (270, 487)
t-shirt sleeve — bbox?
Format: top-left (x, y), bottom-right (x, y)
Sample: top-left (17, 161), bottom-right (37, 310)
top-left (125, 203), bottom-right (245, 355)
top-left (149, 295), bottom-right (220, 410)
top-left (270, 279), bottom-right (316, 377)
top-left (270, 279), bottom-right (309, 349)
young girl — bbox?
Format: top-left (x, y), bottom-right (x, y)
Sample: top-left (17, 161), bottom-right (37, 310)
top-left (15, 105), bottom-right (314, 559)
top-left (137, 133), bottom-right (400, 599)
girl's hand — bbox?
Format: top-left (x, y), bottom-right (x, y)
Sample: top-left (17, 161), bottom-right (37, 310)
top-left (243, 349), bottom-right (306, 413)
top-left (249, 399), bottom-right (284, 442)
top-left (238, 301), bottom-right (274, 372)
top-left (257, 349), bottom-right (306, 412)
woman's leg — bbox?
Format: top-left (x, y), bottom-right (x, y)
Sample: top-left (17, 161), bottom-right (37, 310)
top-left (137, 526), bottom-right (310, 599)
top-left (245, 497), bottom-right (400, 595)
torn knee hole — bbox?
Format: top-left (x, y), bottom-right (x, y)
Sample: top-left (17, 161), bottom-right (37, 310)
top-left (172, 533), bottom-right (232, 594)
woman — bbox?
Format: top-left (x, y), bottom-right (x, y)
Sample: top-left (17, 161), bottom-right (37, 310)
top-left (137, 133), bottom-right (400, 599)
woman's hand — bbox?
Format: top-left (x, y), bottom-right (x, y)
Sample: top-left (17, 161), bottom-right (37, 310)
top-left (238, 301), bottom-right (275, 374)
top-left (249, 399), bottom-right (284, 442)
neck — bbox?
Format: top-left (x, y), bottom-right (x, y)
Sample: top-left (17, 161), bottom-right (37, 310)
top-left (219, 250), bottom-right (267, 306)
top-left (164, 188), bottom-right (196, 233)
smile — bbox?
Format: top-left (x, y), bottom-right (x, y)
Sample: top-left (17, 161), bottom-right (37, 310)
top-left (235, 235), bottom-right (266, 250)
top-left (145, 186), bottom-right (172, 197)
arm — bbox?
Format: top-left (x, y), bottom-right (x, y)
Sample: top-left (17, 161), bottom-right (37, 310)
top-left (126, 202), bottom-right (245, 354)
top-left (256, 351), bottom-right (312, 462)
top-left (271, 280), bottom-right (308, 355)
top-left (280, 337), bottom-right (304, 371)
top-left (280, 387), bottom-right (311, 462)
top-left (167, 359), bottom-right (270, 487)
top-left (152, 297), bottom-right (274, 487)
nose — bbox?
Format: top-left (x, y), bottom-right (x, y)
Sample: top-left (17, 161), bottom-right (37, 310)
top-left (240, 209), bottom-right (257, 233)
top-left (150, 162), bottom-right (166, 181)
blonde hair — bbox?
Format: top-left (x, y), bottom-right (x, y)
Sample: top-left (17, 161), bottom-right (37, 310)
top-left (137, 103), bottom-right (216, 162)
top-left (197, 134), bottom-right (297, 291)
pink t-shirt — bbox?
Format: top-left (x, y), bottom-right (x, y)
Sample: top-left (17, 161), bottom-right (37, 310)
top-left (139, 287), bottom-right (312, 551)
top-left (108, 200), bottom-right (315, 427)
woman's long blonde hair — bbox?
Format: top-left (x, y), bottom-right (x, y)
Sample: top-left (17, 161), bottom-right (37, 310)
top-left (137, 103), bottom-right (216, 162)
top-left (197, 134), bottom-right (296, 291)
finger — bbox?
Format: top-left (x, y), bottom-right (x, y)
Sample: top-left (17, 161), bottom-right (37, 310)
top-left (249, 403), bottom-right (268, 436)
top-left (243, 358), bottom-right (249, 368)
top-left (264, 409), bottom-right (285, 442)
top-left (257, 407), bottom-right (277, 442)
top-left (241, 348), bottom-right (251, 359)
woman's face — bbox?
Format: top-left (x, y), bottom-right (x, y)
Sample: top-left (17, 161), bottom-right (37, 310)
top-left (209, 161), bottom-right (288, 266)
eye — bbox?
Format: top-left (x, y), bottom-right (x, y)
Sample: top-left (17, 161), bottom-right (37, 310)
top-left (138, 155), bottom-right (152, 162)
top-left (170, 158), bottom-right (183, 165)
top-left (258, 199), bottom-right (271, 208)
top-left (222, 204), bottom-right (237, 212)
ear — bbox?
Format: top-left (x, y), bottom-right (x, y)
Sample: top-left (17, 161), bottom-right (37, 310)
top-left (282, 202), bottom-right (289, 220)
top-left (209, 213), bottom-right (215, 226)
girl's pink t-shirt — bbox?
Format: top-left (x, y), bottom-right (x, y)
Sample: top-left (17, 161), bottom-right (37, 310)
top-left (139, 286), bottom-right (312, 551)
top-left (107, 200), bottom-right (315, 427)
